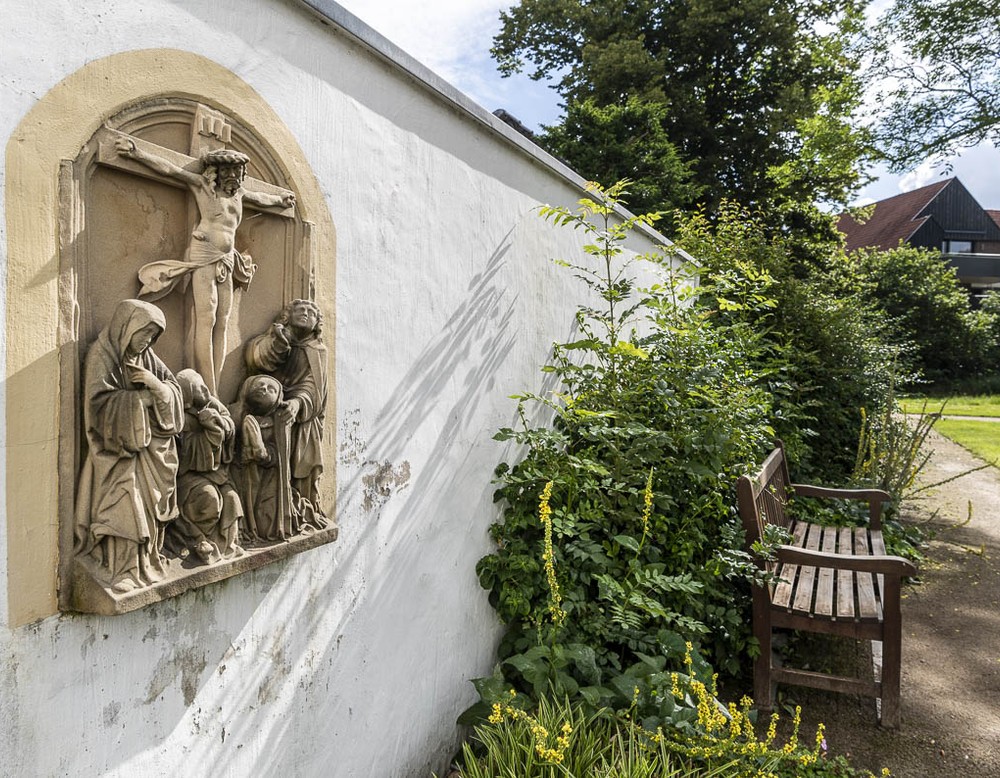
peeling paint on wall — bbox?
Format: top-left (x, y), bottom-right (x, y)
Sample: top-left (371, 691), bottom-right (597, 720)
top-left (361, 460), bottom-right (411, 514)
top-left (338, 409), bottom-right (365, 465)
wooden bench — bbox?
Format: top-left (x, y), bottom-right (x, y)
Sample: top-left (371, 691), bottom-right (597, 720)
top-left (737, 441), bottom-right (917, 728)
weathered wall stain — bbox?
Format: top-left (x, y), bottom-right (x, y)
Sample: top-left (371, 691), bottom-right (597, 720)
top-left (256, 627), bottom-right (291, 706)
top-left (338, 409), bottom-right (365, 465)
top-left (361, 460), bottom-right (411, 513)
top-left (102, 701), bottom-right (121, 727)
top-left (145, 646), bottom-right (208, 706)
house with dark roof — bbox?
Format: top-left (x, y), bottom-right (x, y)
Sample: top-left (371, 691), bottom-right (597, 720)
top-left (837, 178), bottom-right (1000, 300)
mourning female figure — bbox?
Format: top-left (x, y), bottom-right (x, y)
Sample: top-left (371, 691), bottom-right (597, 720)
top-left (74, 299), bottom-right (184, 593)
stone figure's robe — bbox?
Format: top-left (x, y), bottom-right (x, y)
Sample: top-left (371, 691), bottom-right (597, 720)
top-left (172, 388), bottom-right (243, 563)
top-left (137, 237), bottom-right (255, 301)
top-left (230, 376), bottom-right (294, 541)
top-left (230, 376), bottom-right (325, 542)
top-left (74, 299), bottom-right (184, 591)
top-left (246, 327), bottom-right (327, 510)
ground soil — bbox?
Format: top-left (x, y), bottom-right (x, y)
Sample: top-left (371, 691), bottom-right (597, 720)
top-left (774, 429), bottom-right (1000, 777)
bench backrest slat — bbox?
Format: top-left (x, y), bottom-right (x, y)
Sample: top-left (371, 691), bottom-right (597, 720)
top-left (737, 440), bottom-right (794, 547)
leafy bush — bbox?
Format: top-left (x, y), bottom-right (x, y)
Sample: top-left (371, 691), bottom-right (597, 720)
top-left (466, 185), bottom-right (903, 778)
top-left (672, 203), bottom-right (899, 483)
top-left (473, 183), bottom-right (774, 724)
top-left (832, 246), bottom-right (991, 387)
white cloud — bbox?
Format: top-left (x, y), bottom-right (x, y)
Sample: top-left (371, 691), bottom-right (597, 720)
top-left (898, 159), bottom-right (941, 192)
top-left (335, 0), bottom-right (504, 90)
top-left (333, 0), bottom-right (562, 129)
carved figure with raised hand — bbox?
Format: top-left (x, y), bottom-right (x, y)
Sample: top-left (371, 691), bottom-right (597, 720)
top-left (74, 299), bottom-right (184, 594)
top-left (168, 369), bottom-right (244, 565)
top-left (246, 299), bottom-right (328, 513)
top-left (115, 137), bottom-right (296, 394)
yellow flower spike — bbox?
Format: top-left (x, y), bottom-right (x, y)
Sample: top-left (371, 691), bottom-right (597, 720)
top-left (764, 712), bottom-right (779, 748)
top-left (814, 722), bottom-right (826, 754)
top-left (782, 705), bottom-right (801, 753)
top-left (536, 481), bottom-right (566, 627)
top-left (639, 467), bottom-right (653, 547)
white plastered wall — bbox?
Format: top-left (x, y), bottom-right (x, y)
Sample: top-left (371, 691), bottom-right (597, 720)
top-left (0, 1), bottom-right (676, 775)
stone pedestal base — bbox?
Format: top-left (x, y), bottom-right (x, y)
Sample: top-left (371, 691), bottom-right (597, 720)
top-left (66, 524), bottom-right (339, 615)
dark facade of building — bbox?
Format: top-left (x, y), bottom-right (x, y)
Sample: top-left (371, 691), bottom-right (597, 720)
top-left (837, 178), bottom-right (1000, 300)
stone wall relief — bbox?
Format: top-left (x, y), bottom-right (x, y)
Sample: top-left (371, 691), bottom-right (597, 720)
top-left (60, 100), bottom-right (335, 615)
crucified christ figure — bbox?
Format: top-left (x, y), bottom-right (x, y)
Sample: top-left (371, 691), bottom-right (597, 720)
top-left (116, 138), bottom-right (296, 394)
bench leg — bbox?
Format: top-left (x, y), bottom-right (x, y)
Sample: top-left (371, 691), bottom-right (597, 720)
top-left (753, 594), bottom-right (773, 713)
top-left (880, 578), bottom-right (904, 728)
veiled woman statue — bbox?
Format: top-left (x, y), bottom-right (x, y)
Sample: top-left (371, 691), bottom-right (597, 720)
top-left (74, 299), bottom-right (184, 593)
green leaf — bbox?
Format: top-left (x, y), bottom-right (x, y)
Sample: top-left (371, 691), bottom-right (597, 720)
top-left (613, 534), bottom-right (640, 554)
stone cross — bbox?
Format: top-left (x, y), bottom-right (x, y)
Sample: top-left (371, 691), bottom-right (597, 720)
top-left (94, 104), bottom-right (296, 394)
top-left (95, 104), bottom-right (296, 218)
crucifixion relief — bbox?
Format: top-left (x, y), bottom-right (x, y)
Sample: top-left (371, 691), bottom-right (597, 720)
top-left (57, 98), bottom-right (336, 615)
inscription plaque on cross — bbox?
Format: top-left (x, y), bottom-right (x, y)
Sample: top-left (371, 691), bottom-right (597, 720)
top-left (94, 104), bottom-right (297, 394)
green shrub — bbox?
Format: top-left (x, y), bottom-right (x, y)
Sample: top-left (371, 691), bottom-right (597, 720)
top-left (833, 246), bottom-right (989, 386)
top-left (672, 204), bottom-right (899, 483)
top-left (451, 686), bottom-right (891, 778)
top-left (472, 183), bottom-right (774, 724)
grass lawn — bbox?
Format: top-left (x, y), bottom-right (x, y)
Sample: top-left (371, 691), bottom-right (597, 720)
top-left (899, 394), bottom-right (1000, 417)
top-left (934, 418), bottom-right (1000, 464)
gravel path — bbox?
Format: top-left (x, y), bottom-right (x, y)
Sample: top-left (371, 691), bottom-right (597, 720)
top-left (785, 429), bottom-right (1000, 777)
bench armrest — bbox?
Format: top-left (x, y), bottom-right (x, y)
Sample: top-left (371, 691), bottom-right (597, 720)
top-left (776, 544), bottom-right (917, 576)
top-left (790, 484), bottom-right (892, 530)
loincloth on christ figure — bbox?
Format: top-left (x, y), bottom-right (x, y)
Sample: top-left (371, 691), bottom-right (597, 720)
top-left (137, 235), bottom-right (257, 301)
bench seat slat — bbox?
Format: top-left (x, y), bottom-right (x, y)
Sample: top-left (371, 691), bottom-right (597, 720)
top-left (772, 521), bottom-right (807, 609)
top-left (814, 526), bottom-right (837, 618)
top-left (853, 528), bottom-right (880, 620)
top-left (870, 529), bottom-right (887, 610)
top-left (791, 523), bottom-right (822, 614)
top-left (836, 527), bottom-right (856, 620)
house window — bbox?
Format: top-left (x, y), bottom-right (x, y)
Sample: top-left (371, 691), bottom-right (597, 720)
top-left (943, 240), bottom-right (973, 253)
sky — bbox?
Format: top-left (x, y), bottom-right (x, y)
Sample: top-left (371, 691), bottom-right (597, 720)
top-left (335, 0), bottom-right (1000, 209)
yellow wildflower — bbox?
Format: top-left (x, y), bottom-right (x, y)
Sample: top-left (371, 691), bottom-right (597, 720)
top-left (639, 467), bottom-right (653, 546)
top-left (538, 481), bottom-right (566, 626)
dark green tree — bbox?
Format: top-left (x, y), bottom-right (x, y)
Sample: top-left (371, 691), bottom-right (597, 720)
top-left (493, 0), bottom-right (872, 215)
top-left (869, 0), bottom-right (1000, 170)
top-left (543, 97), bottom-right (703, 217)
top-left (829, 246), bottom-right (990, 384)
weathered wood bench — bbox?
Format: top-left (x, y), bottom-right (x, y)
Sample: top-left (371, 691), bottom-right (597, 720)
top-left (737, 441), bottom-right (917, 728)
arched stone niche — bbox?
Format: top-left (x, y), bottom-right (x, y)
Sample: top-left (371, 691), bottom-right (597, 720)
top-left (5, 50), bottom-right (337, 623)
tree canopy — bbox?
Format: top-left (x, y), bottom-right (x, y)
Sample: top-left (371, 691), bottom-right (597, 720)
top-left (493, 0), bottom-right (872, 215)
top-left (870, 0), bottom-right (1000, 171)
